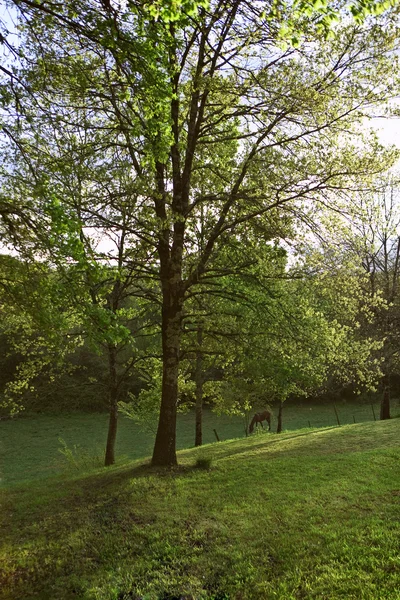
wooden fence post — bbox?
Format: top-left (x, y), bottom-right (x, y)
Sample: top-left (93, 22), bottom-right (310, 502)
top-left (213, 429), bottom-right (220, 442)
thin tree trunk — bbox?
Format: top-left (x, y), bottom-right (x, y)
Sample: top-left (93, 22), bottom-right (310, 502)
top-left (105, 344), bottom-right (118, 466)
top-left (380, 373), bottom-right (391, 420)
top-left (244, 412), bottom-right (249, 437)
top-left (276, 400), bottom-right (283, 434)
top-left (195, 326), bottom-right (203, 447)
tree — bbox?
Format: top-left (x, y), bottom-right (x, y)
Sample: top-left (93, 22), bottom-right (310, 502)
top-left (191, 241), bottom-right (382, 434)
top-left (338, 178), bottom-right (400, 419)
top-left (1, 1), bottom-right (399, 465)
top-left (0, 124), bottom-right (160, 464)
top-left (180, 239), bottom-right (291, 444)
top-left (0, 254), bottom-right (84, 415)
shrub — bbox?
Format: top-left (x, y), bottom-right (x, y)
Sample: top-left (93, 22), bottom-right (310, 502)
top-left (194, 456), bottom-right (213, 470)
top-left (57, 437), bottom-right (104, 473)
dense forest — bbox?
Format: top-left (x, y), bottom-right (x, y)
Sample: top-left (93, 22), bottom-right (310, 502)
top-left (1, 0), bottom-right (400, 468)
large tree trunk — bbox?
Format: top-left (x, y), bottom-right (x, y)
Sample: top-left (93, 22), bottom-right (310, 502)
top-left (105, 344), bottom-right (118, 466)
top-left (195, 326), bottom-right (203, 447)
top-left (380, 373), bottom-right (391, 420)
top-left (152, 292), bottom-right (183, 466)
top-left (276, 400), bottom-right (283, 434)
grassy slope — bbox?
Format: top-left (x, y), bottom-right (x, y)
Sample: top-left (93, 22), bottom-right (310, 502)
top-left (1, 399), bottom-right (395, 486)
top-left (1, 420), bottom-right (399, 600)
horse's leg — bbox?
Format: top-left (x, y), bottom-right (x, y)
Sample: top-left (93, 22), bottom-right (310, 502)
top-left (260, 420), bottom-right (264, 428)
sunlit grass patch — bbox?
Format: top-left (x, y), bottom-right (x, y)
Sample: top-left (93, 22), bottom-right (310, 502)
top-left (1, 420), bottom-right (399, 599)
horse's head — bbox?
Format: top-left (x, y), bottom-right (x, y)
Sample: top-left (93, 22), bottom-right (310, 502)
top-left (249, 414), bottom-right (258, 433)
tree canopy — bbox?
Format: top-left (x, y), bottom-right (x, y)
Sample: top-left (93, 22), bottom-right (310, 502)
top-left (1, 0), bottom-right (400, 464)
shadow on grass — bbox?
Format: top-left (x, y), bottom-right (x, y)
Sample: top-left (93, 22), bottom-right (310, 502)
top-left (1, 420), bottom-right (399, 600)
top-left (3, 421), bottom-right (394, 508)
top-left (205, 420), bottom-right (400, 464)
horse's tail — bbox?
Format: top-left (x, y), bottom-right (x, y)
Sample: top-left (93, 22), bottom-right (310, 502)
top-left (249, 415), bottom-right (256, 433)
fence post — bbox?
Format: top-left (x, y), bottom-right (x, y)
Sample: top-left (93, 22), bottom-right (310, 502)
top-left (213, 429), bottom-right (220, 442)
top-left (333, 404), bottom-right (341, 426)
top-left (371, 404), bottom-right (376, 421)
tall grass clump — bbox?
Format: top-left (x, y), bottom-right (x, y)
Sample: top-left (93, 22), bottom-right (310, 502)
top-left (194, 455), bottom-right (213, 469)
top-left (57, 437), bottom-right (104, 473)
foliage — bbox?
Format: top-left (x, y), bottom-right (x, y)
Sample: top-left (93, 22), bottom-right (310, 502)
top-left (0, 256), bottom-right (84, 414)
top-left (118, 394), bottom-right (160, 436)
top-left (193, 454), bottom-right (213, 469)
top-left (57, 437), bottom-right (104, 473)
top-left (119, 359), bottom-right (194, 433)
top-left (205, 250), bottom-right (384, 424)
top-left (275, 0), bottom-right (400, 45)
top-left (299, 179), bottom-right (400, 416)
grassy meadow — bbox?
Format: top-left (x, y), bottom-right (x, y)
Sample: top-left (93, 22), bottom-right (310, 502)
top-left (1, 418), bottom-right (400, 599)
top-left (1, 398), bottom-right (398, 486)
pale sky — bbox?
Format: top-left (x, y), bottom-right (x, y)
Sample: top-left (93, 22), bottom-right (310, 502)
top-left (374, 117), bottom-right (400, 150)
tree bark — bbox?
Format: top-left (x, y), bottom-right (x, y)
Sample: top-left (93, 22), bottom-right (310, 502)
top-left (105, 344), bottom-right (118, 466)
top-left (276, 400), bottom-right (283, 434)
top-left (195, 326), bottom-right (203, 447)
top-left (151, 150), bottom-right (186, 466)
top-left (151, 294), bottom-right (183, 466)
top-left (380, 374), bottom-right (391, 420)
top-left (244, 412), bottom-right (249, 437)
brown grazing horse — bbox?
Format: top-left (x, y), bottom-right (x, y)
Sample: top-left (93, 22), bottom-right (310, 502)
top-left (249, 410), bottom-right (272, 433)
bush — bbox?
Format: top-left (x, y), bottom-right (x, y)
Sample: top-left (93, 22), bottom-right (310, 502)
top-left (194, 456), bottom-right (213, 470)
top-left (57, 437), bottom-right (104, 473)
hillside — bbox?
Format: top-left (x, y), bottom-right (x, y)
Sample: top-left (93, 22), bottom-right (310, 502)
top-left (1, 421), bottom-right (399, 600)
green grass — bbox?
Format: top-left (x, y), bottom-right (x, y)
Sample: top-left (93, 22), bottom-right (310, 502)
top-left (1, 420), bottom-right (399, 599)
top-left (2, 399), bottom-right (398, 487)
